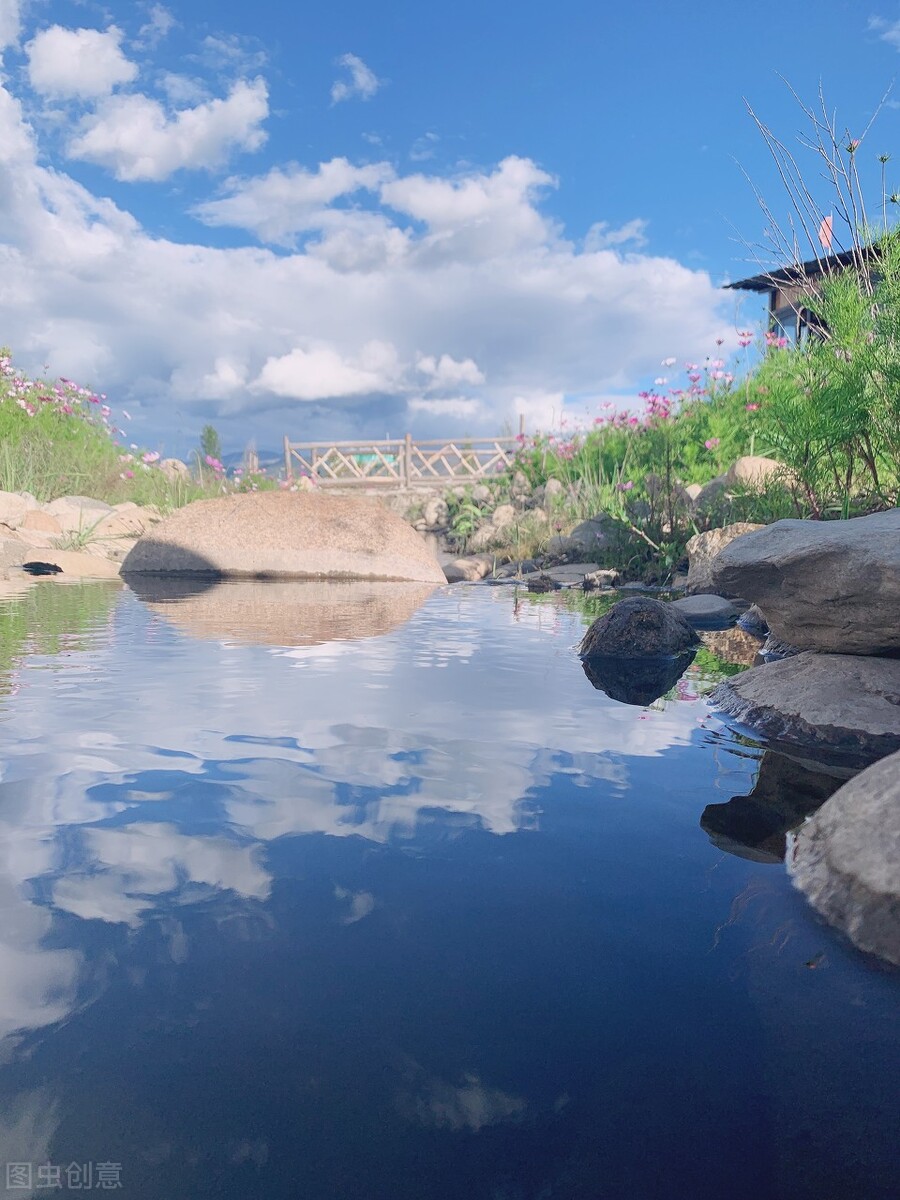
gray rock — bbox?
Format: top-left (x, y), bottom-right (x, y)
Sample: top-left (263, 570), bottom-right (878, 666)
top-left (685, 522), bottom-right (764, 594)
top-left (471, 484), bottom-right (492, 504)
top-left (122, 492), bottom-right (447, 583)
top-left (580, 596), bottom-right (701, 658)
top-left (789, 750), bottom-right (900, 965)
top-left (490, 503), bottom-right (517, 529)
top-left (738, 604), bottom-right (768, 638)
top-left (510, 471), bottom-right (531, 495)
top-left (565, 512), bottom-right (623, 554)
top-left (544, 478), bottom-right (565, 498)
top-left (0, 490), bottom-right (38, 528)
top-left (423, 496), bottom-right (449, 528)
top-left (724, 455), bottom-right (788, 488)
top-left (709, 652), bottom-right (900, 764)
top-left (583, 568), bottom-right (621, 590)
top-left (670, 594), bottom-right (739, 628)
top-left (443, 556), bottom-right (493, 583)
top-left (694, 475), bottom-right (730, 513)
top-left (710, 508), bottom-right (900, 655)
top-left (683, 483), bottom-right (703, 503)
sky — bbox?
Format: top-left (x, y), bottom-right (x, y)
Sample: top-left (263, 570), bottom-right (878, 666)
top-left (1, 0), bottom-right (900, 458)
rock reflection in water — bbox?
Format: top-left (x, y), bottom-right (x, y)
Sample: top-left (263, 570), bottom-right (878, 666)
top-left (581, 652), bottom-right (696, 706)
top-left (125, 578), bottom-right (437, 646)
top-left (701, 750), bottom-right (850, 863)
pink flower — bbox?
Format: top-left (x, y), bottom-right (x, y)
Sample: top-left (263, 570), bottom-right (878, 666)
top-left (704, 437), bottom-right (720, 450)
top-left (745, 402), bottom-right (759, 412)
top-left (142, 450), bottom-right (160, 464)
top-left (120, 470), bottom-right (134, 479)
top-left (661, 357), bottom-right (677, 367)
top-left (122, 409), bottom-right (132, 421)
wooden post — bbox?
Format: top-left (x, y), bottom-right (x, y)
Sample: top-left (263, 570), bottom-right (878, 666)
top-left (518, 412), bottom-right (525, 437)
top-left (404, 433), bottom-right (413, 490)
top-left (283, 435), bottom-right (293, 481)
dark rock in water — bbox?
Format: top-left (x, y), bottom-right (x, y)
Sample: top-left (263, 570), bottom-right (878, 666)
top-left (580, 596), bottom-right (700, 658)
top-left (22, 561), bottom-right (63, 576)
top-left (738, 604), bottom-right (768, 638)
top-left (582, 651), bottom-right (695, 706)
top-left (789, 749), bottom-right (900, 966)
top-left (526, 573), bottom-right (558, 594)
top-left (669, 593), bottom-right (739, 630)
top-left (701, 750), bottom-right (846, 863)
top-left (709, 652), bottom-right (900, 766)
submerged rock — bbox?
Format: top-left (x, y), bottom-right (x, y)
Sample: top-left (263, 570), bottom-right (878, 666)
top-left (709, 652), bottom-right (900, 765)
top-left (581, 651), bottom-right (695, 706)
top-left (789, 750), bottom-right (900, 966)
top-left (709, 508), bottom-right (900, 655)
top-left (580, 596), bottom-right (700, 658)
top-left (122, 492), bottom-right (447, 584)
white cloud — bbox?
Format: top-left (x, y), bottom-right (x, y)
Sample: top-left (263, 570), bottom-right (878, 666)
top-left (26, 25), bottom-right (138, 100)
top-left (585, 217), bottom-right (649, 251)
top-left (254, 341), bottom-right (401, 400)
top-left (0, 76), bottom-right (729, 452)
top-left (330, 52), bottom-right (382, 104)
top-left (136, 3), bottom-right (175, 49)
top-left (868, 16), bottom-right (900, 49)
top-left (194, 157), bottom-right (394, 245)
top-left (68, 78), bottom-right (269, 181)
top-left (416, 353), bottom-right (484, 387)
top-left (0, 0), bottom-right (21, 50)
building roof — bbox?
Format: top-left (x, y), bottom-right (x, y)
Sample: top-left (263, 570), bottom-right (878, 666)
top-left (727, 245), bottom-right (878, 292)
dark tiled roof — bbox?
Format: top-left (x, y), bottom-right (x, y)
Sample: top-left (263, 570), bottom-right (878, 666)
top-left (727, 245), bottom-right (878, 292)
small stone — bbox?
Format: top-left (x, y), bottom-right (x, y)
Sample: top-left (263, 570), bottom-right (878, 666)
top-left (670, 593), bottom-right (739, 628)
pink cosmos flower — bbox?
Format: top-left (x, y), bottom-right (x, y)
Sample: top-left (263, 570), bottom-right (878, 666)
top-left (704, 437), bottom-right (720, 450)
top-left (142, 451), bottom-right (160, 464)
top-left (745, 403), bottom-right (760, 411)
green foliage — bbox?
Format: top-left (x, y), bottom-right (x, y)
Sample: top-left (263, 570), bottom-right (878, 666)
top-left (200, 424), bottom-right (222, 462)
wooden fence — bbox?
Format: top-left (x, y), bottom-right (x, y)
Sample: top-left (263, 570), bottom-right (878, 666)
top-left (283, 428), bottom-right (524, 489)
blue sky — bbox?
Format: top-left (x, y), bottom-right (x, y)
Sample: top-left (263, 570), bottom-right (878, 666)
top-left (1, 0), bottom-right (900, 457)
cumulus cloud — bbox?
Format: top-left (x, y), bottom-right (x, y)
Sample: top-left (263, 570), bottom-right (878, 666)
top-left (194, 157), bottom-right (394, 245)
top-left (254, 341), bottom-right (400, 400)
top-left (26, 25), bottom-right (138, 99)
top-left (0, 74), bottom-right (729, 453)
top-left (67, 77), bottom-right (269, 181)
top-left (0, 0), bottom-right (21, 50)
top-left (417, 353), bottom-right (484, 387)
top-left (330, 53), bottom-right (382, 103)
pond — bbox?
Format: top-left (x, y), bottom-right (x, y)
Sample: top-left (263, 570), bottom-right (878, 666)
top-left (0, 579), bottom-right (896, 1200)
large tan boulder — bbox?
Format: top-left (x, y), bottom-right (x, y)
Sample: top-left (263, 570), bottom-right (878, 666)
top-left (121, 491), bottom-right (447, 583)
top-left (709, 509), bottom-right (900, 654)
top-left (685, 522), bottom-right (763, 594)
top-left (45, 495), bottom-right (115, 533)
top-left (725, 455), bottom-right (787, 487)
top-left (160, 457), bottom-right (191, 482)
top-left (0, 491), bottom-right (38, 527)
top-left (16, 549), bottom-right (121, 578)
top-left (789, 750), bottom-right (900, 965)
top-left (20, 509), bottom-right (63, 535)
top-left (709, 652), bottom-right (900, 763)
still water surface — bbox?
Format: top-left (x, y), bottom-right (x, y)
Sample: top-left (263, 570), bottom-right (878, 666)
top-left (0, 579), bottom-right (896, 1200)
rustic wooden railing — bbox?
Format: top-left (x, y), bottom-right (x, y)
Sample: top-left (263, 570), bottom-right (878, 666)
top-left (282, 430), bottom-right (524, 488)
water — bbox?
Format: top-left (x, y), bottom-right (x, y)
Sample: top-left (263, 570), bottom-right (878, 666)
top-left (0, 578), bottom-right (896, 1200)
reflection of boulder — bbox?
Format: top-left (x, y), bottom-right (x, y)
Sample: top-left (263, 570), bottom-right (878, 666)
top-left (701, 751), bottom-right (847, 863)
top-left (122, 491), bottom-right (446, 584)
top-left (127, 578), bottom-right (437, 647)
top-left (580, 597), bottom-right (700, 658)
top-left (581, 652), bottom-right (695, 706)
top-left (700, 626), bottom-right (764, 668)
top-left (789, 750), bottom-right (900, 965)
